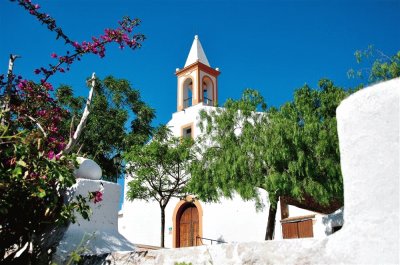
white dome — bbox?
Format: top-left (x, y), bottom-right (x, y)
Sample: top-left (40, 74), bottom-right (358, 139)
top-left (74, 157), bottom-right (102, 180)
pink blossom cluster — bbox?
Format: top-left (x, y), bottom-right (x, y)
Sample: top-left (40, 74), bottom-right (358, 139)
top-left (12, 79), bottom-right (68, 157)
top-left (90, 191), bottom-right (103, 204)
top-left (3, 1), bottom-right (145, 189)
top-left (35, 20), bottom-right (143, 81)
top-left (16, 0), bottom-right (144, 82)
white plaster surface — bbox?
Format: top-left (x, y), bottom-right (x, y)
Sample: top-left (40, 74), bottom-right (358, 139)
top-left (54, 179), bottom-right (134, 263)
top-left (119, 102), bottom-right (271, 248)
top-left (119, 192), bottom-right (269, 248)
top-left (328, 77), bottom-right (399, 264)
top-left (115, 78), bottom-right (399, 264)
top-left (120, 100), bottom-right (334, 248)
top-left (184, 35), bottom-right (210, 67)
top-left (167, 103), bottom-right (213, 137)
top-left (74, 157), bottom-right (102, 180)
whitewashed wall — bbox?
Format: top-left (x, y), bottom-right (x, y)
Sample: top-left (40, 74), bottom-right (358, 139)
top-left (119, 101), bottom-right (337, 248)
top-left (117, 78), bottom-right (399, 264)
top-left (119, 103), bottom-right (271, 248)
top-left (54, 179), bottom-right (134, 263)
top-left (119, 176), bottom-right (270, 248)
top-left (167, 103), bottom-right (212, 137)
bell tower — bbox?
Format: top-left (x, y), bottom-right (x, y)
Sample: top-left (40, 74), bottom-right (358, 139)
top-left (175, 35), bottom-right (220, 111)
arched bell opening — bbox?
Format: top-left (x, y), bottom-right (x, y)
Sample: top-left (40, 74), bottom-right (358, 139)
top-left (202, 76), bottom-right (214, 106)
top-left (182, 78), bottom-right (193, 109)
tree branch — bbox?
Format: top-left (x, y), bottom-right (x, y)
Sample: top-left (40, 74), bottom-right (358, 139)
top-left (27, 115), bottom-right (47, 137)
top-left (59, 72), bottom-right (96, 155)
top-left (1, 54), bottom-right (20, 125)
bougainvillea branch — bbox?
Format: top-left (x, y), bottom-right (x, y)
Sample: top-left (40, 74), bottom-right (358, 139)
top-left (11, 0), bottom-right (145, 83)
top-left (1, 1), bottom-right (146, 262)
top-left (11, 0), bottom-right (73, 44)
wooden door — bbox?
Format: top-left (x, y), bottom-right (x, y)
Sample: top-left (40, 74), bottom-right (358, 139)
top-left (179, 204), bottom-right (199, 247)
top-left (282, 219), bottom-right (313, 239)
top-left (282, 222), bottom-right (299, 239)
top-left (297, 219), bottom-right (313, 238)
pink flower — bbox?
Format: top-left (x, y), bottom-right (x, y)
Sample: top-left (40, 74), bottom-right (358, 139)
top-left (17, 80), bottom-right (27, 89)
top-left (72, 42), bottom-right (81, 49)
top-left (47, 151), bottom-right (55, 160)
top-left (91, 191), bottom-right (103, 204)
top-left (57, 142), bottom-right (66, 151)
top-left (34, 4), bottom-right (40, 9)
top-left (42, 82), bottom-right (53, 91)
top-left (34, 69), bottom-right (41, 74)
top-left (37, 109), bottom-right (46, 116)
top-left (51, 53), bottom-right (57, 58)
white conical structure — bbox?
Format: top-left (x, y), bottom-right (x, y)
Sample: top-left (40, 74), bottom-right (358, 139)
top-left (184, 35), bottom-right (210, 67)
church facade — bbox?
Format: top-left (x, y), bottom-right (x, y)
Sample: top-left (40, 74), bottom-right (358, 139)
top-left (118, 36), bottom-right (336, 248)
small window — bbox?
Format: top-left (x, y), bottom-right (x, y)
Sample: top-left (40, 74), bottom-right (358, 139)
top-left (332, 226), bottom-right (342, 233)
top-left (182, 126), bottom-right (192, 138)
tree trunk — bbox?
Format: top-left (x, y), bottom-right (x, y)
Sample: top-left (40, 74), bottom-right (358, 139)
top-left (265, 201), bottom-right (277, 240)
top-left (160, 206), bottom-right (165, 248)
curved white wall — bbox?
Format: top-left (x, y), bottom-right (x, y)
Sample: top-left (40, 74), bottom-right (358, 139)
top-left (55, 179), bottom-right (134, 263)
top-left (123, 78), bottom-right (400, 264)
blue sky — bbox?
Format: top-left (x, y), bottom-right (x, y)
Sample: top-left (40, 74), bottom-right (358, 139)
top-left (1, 0), bottom-right (399, 205)
top-left (1, 0), bottom-right (399, 125)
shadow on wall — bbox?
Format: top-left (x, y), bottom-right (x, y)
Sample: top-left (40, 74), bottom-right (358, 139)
top-left (322, 207), bottom-right (344, 236)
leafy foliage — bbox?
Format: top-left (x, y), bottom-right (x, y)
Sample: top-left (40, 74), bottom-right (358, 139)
top-left (0, 116), bottom-right (93, 263)
top-left (189, 89), bottom-right (268, 206)
top-left (348, 45), bottom-right (400, 84)
top-left (125, 126), bottom-right (193, 247)
top-left (56, 76), bottom-right (155, 182)
top-left (0, 0), bottom-right (146, 262)
top-left (264, 79), bottom-right (347, 207)
top-left (189, 81), bottom-right (349, 239)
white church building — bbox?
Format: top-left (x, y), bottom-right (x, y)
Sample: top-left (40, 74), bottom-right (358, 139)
top-left (118, 36), bottom-right (339, 249)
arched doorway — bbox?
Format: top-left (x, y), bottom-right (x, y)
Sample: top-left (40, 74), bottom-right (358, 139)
top-left (178, 204), bottom-right (199, 247)
top-left (172, 196), bottom-right (203, 248)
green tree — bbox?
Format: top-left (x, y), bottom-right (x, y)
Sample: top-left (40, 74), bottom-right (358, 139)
top-left (56, 76), bottom-right (155, 182)
top-left (125, 127), bottom-right (193, 247)
top-left (189, 81), bottom-right (348, 240)
top-left (0, 0), bottom-right (145, 262)
top-left (348, 45), bottom-right (400, 84)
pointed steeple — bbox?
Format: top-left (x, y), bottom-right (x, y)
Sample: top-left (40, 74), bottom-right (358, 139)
top-left (176, 35), bottom-right (220, 112)
top-left (184, 35), bottom-right (210, 67)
